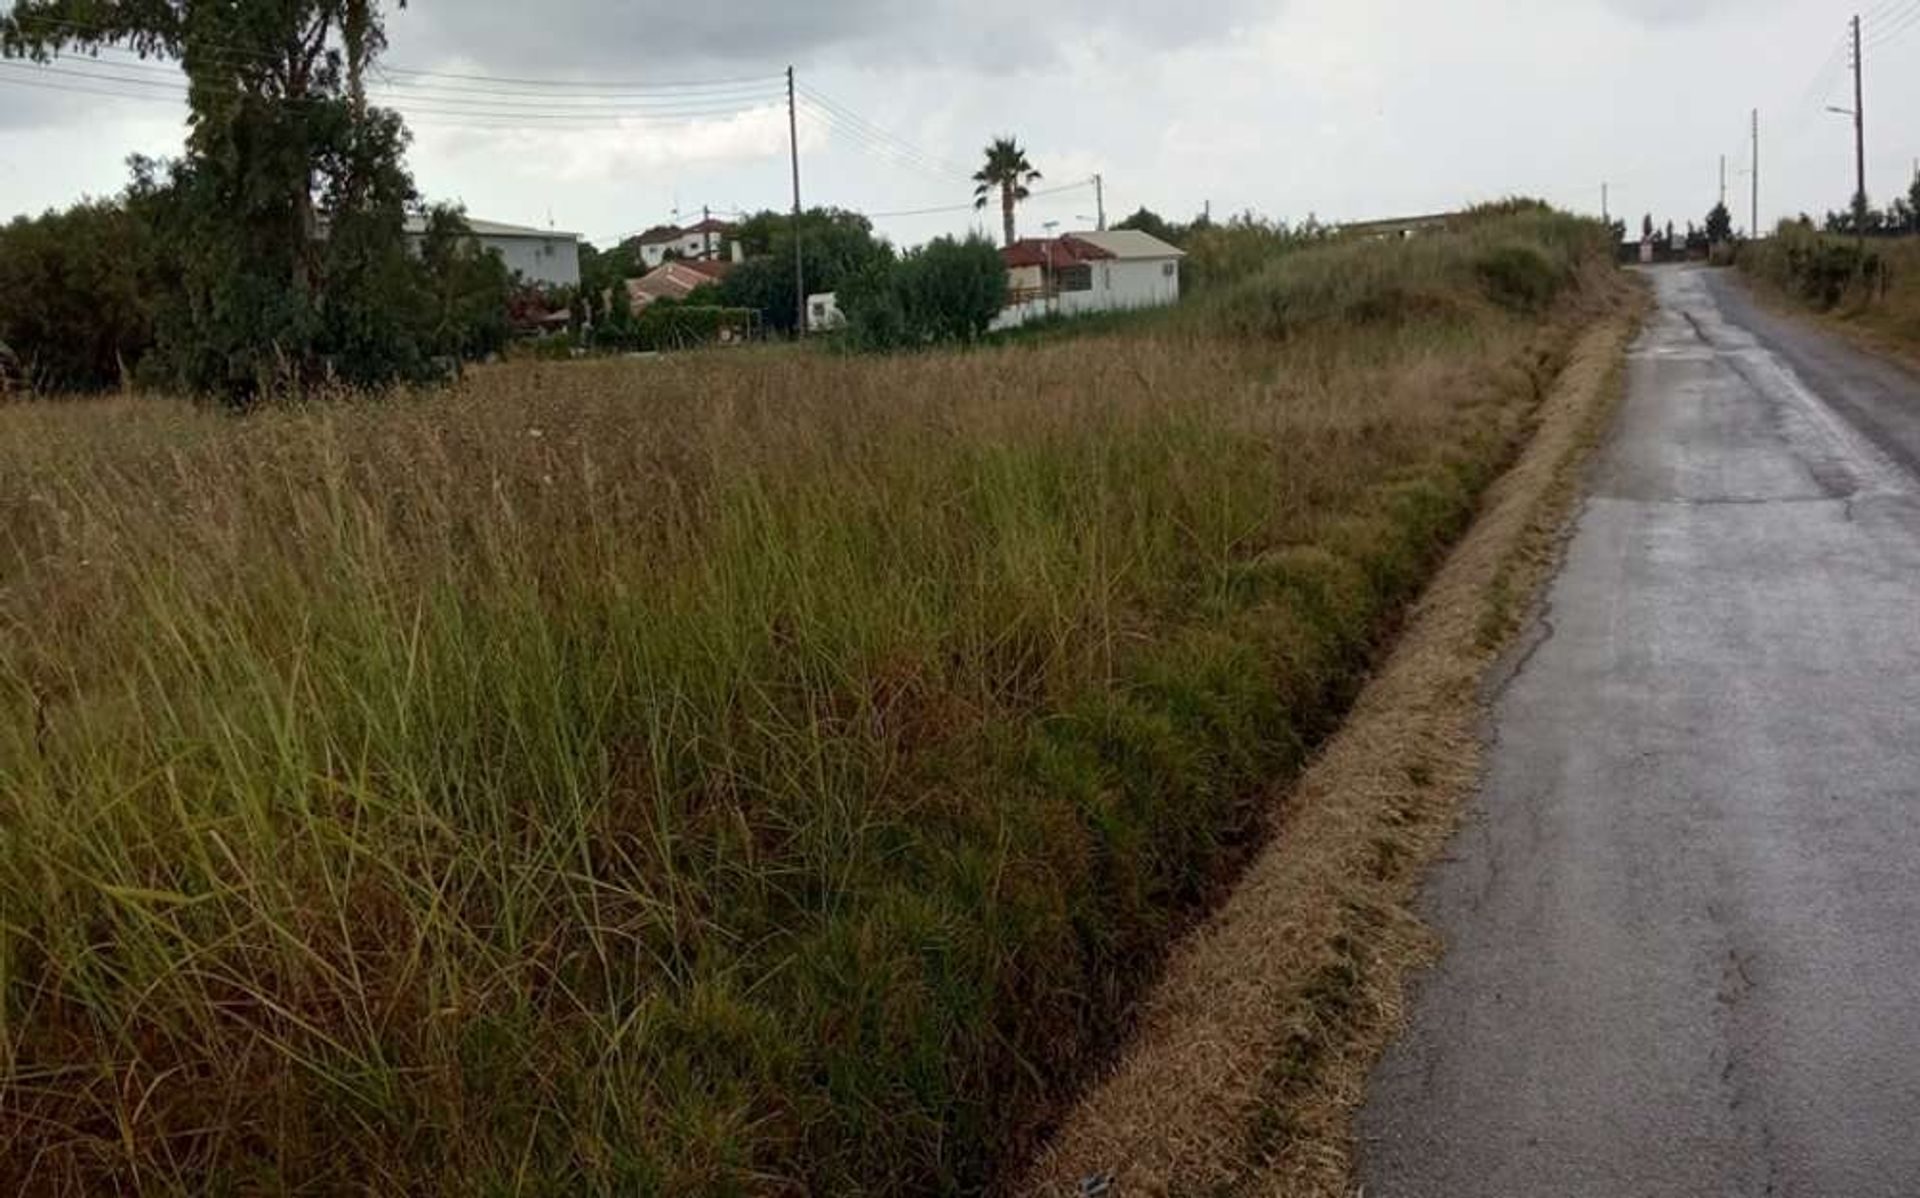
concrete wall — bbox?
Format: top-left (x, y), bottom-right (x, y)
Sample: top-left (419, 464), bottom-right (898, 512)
top-left (486, 235), bottom-right (580, 289)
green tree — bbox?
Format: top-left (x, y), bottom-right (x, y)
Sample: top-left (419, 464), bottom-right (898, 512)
top-left (416, 205), bottom-right (511, 361)
top-left (2, 0), bottom-right (426, 401)
top-left (842, 235), bottom-right (1005, 349)
top-left (0, 199), bottom-right (155, 391)
top-left (1705, 202), bottom-right (1733, 244)
top-left (718, 208), bottom-right (889, 334)
top-left (972, 138), bottom-right (1042, 248)
top-left (1909, 171), bottom-right (1920, 233)
top-left (1115, 207), bottom-right (1185, 247)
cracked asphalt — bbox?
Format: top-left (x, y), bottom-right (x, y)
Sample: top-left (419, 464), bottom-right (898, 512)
top-left (1356, 266), bottom-right (1920, 1197)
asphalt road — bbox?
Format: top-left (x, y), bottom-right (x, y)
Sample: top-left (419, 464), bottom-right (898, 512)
top-left (1357, 266), bottom-right (1920, 1197)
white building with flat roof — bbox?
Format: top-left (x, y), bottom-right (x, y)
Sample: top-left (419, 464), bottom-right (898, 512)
top-left (405, 216), bottom-right (581, 290)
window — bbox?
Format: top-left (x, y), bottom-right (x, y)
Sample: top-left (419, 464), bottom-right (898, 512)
top-left (1056, 264), bottom-right (1093, 293)
top-left (1162, 262), bottom-right (1177, 278)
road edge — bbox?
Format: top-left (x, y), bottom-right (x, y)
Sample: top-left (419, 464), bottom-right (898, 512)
top-left (1015, 276), bottom-right (1650, 1198)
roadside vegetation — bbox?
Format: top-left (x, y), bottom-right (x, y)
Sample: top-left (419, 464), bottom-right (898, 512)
top-left (1739, 218), bottom-right (1920, 352)
top-left (0, 206), bottom-right (1612, 1194)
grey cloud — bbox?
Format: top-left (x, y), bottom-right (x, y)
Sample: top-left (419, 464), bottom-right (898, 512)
top-left (388, 0), bottom-right (1272, 78)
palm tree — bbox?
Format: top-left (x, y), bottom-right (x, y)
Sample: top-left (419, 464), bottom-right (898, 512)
top-left (973, 138), bottom-right (1042, 248)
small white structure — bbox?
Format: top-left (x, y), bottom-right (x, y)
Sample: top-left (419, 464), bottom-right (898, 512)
top-left (807, 292), bottom-right (846, 332)
top-left (636, 218), bottom-right (738, 270)
top-left (991, 229), bottom-right (1185, 331)
top-left (405, 216), bottom-right (580, 290)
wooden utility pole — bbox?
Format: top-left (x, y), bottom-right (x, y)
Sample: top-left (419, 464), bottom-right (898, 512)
top-left (1602, 182), bottom-right (1609, 227)
top-left (1752, 109), bottom-right (1760, 239)
top-left (787, 66), bottom-right (806, 336)
top-left (1720, 155), bottom-right (1727, 210)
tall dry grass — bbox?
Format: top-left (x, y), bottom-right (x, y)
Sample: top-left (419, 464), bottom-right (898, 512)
top-left (0, 211), bottom-right (1610, 1195)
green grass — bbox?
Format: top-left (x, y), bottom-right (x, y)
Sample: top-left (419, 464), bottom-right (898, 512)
top-left (0, 209), bottom-right (1611, 1195)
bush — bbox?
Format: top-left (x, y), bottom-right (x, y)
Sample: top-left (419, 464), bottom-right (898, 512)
top-left (1474, 242), bottom-right (1564, 312)
top-left (843, 234), bottom-right (1006, 350)
top-left (1740, 220), bottom-right (1886, 310)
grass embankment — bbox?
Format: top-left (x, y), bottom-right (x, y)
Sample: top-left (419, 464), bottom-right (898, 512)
top-left (1739, 226), bottom-right (1920, 362)
top-left (1, 209), bottom-right (1610, 1195)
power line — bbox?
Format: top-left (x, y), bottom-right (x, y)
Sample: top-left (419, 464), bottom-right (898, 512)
top-left (0, 64), bottom-right (787, 128)
top-left (798, 105), bottom-right (971, 187)
top-left (797, 85), bottom-right (974, 180)
top-left (1867, 0), bottom-right (1920, 48)
top-left (865, 178), bottom-right (1098, 221)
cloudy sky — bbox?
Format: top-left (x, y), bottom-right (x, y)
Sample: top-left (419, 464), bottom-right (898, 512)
top-left (2, 0), bottom-right (1918, 248)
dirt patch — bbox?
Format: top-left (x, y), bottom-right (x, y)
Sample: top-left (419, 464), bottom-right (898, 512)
top-left (1014, 279), bottom-right (1648, 1198)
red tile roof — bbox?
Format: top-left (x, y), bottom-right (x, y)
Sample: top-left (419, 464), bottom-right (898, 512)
top-left (1001, 236), bottom-right (1115, 270)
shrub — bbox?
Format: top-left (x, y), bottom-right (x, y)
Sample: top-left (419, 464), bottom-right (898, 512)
top-left (843, 234), bottom-right (1006, 349)
top-left (1474, 241), bottom-right (1564, 312)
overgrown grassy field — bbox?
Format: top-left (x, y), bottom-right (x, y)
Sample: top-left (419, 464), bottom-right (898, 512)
top-left (0, 208), bottom-right (1613, 1195)
top-left (1739, 225), bottom-right (1920, 351)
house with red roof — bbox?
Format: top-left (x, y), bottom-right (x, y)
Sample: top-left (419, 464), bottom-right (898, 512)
top-left (993, 229), bottom-right (1185, 330)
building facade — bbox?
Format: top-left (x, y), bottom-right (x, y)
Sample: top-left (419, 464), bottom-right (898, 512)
top-left (405, 216), bottom-right (581, 290)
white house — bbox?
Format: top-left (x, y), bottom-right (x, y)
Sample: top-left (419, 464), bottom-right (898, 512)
top-left (992, 229), bottom-right (1185, 330)
top-left (636, 218), bottom-right (738, 270)
top-left (404, 216), bottom-right (580, 290)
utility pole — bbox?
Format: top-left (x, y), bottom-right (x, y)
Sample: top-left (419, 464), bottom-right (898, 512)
top-left (1094, 174), bottom-right (1106, 230)
top-left (787, 66), bottom-right (805, 336)
top-left (703, 204), bottom-right (712, 260)
top-left (1720, 155), bottom-right (1727, 209)
top-left (1602, 182), bottom-right (1609, 227)
top-left (1752, 109), bottom-right (1760, 239)
top-left (1852, 14), bottom-right (1866, 248)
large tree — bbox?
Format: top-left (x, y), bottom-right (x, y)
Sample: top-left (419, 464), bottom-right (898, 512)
top-left (1, 0), bottom-right (430, 399)
top-left (973, 138), bottom-right (1041, 248)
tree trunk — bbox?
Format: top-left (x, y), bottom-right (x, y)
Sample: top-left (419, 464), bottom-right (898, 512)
top-left (1002, 184), bottom-right (1016, 248)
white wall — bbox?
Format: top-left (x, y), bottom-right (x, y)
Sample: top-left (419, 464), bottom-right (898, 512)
top-left (485, 235), bottom-right (580, 289)
top-left (640, 232), bottom-right (728, 270)
top-left (990, 256), bottom-right (1182, 331)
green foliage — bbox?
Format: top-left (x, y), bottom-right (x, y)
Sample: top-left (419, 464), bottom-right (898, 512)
top-left (1114, 207), bottom-right (1187, 247)
top-left (1741, 219), bottom-right (1887, 310)
top-left (1182, 212), bottom-right (1327, 293)
top-left (633, 305), bottom-right (756, 351)
top-left (1705, 202), bottom-right (1734, 244)
top-left (1473, 242), bottom-right (1564, 312)
top-left (0, 199), bottom-right (154, 391)
top-left (972, 137), bottom-right (1042, 247)
top-left (842, 235), bottom-right (1006, 349)
top-left (417, 205), bottom-right (513, 361)
top-left (718, 208), bottom-right (890, 334)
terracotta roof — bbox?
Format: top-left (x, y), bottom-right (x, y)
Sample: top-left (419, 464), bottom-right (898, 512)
top-left (683, 217), bottom-right (735, 235)
top-left (636, 224), bottom-right (683, 245)
top-left (1001, 236), bottom-right (1115, 270)
top-left (627, 261), bottom-right (729, 307)
top-left (682, 258), bottom-right (735, 281)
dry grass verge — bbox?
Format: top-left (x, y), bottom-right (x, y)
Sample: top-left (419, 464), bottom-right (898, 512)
top-left (1017, 274), bottom-right (1645, 1198)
